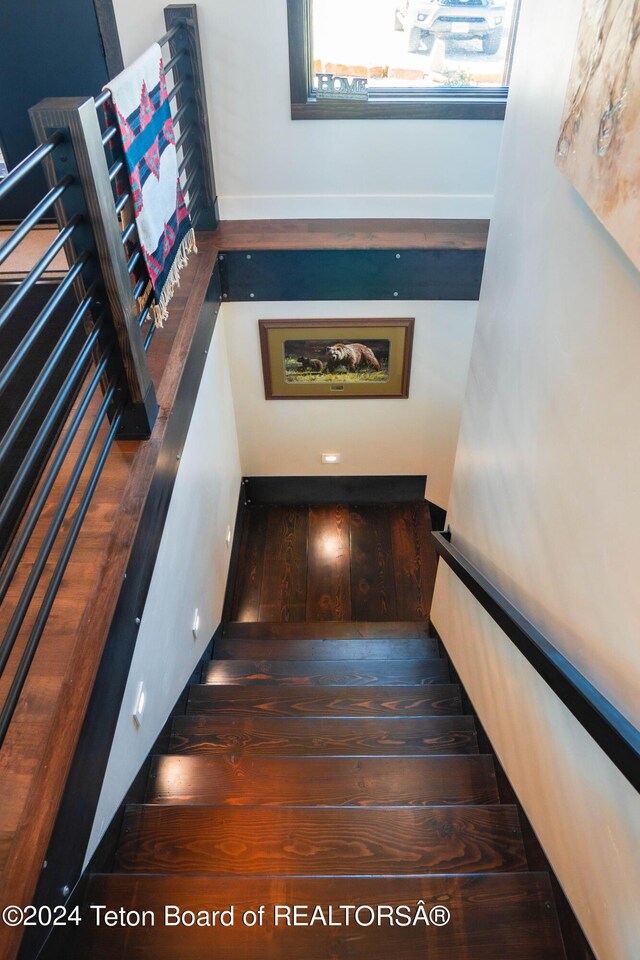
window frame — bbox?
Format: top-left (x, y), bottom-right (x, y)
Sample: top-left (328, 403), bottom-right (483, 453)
top-left (287, 0), bottom-right (520, 120)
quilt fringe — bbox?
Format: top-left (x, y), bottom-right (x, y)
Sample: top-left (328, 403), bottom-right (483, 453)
top-left (137, 280), bottom-right (153, 313)
top-left (150, 228), bottom-right (198, 328)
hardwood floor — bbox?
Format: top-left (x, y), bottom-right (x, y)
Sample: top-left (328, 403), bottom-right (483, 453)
top-left (231, 502), bottom-right (437, 622)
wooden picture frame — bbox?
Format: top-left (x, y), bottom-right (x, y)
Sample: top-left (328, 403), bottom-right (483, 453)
top-left (259, 318), bottom-right (414, 400)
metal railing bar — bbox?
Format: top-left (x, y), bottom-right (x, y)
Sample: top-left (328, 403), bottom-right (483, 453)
top-left (0, 134), bottom-right (63, 203)
top-left (136, 285), bottom-right (154, 324)
top-left (92, 22), bottom-right (182, 109)
top-left (0, 253), bottom-right (89, 397)
top-left (0, 178), bottom-right (73, 269)
top-left (121, 220), bottom-right (137, 246)
top-left (0, 333), bottom-right (108, 575)
top-left (187, 185), bottom-right (202, 213)
top-left (164, 48), bottom-right (188, 74)
top-left (172, 98), bottom-right (192, 127)
top-left (137, 295), bottom-right (156, 329)
top-left (133, 278), bottom-right (147, 302)
top-left (0, 218), bottom-right (80, 335)
top-left (115, 191), bottom-right (131, 215)
top-left (0, 291), bottom-right (96, 471)
top-left (94, 89), bottom-right (111, 109)
top-left (0, 384), bottom-right (115, 676)
top-left (159, 22), bottom-right (182, 48)
top-left (169, 74), bottom-right (190, 103)
top-left (181, 164), bottom-right (198, 197)
top-left (108, 158), bottom-right (124, 183)
top-left (143, 319), bottom-right (157, 352)
top-left (101, 125), bottom-right (118, 147)
top-left (177, 140), bottom-right (198, 177)
top-left (0, 404), bottom-right (122, 747)
top-left (127, 248), bottom-right (141, 275)
top-left (174, 122), bottom-right (194, 154)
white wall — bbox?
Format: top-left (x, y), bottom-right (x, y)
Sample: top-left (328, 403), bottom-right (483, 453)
top-left (112, 0), bottom-right (502, 219)
top-left (223, 300), bottom-right (475, 508)
top-left (431, 0), bottom-right (640, 956)
top-left (86, 319), bottom-right (242, 863)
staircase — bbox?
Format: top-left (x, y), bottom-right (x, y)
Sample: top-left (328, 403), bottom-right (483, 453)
top-left (80, 620), bottom-right (567, 958)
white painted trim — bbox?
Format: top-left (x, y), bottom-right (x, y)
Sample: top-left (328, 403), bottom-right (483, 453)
top-left (217, 194), bottom-right (494, 221)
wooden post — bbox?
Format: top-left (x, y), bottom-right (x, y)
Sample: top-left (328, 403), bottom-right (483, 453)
top-left (29, 97), bottom-right (158, 439)
top-left (164, 4), bottom-right (218, 229)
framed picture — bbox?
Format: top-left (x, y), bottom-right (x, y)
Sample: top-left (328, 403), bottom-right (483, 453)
top-left (259, 318), bottom-right (414, 400)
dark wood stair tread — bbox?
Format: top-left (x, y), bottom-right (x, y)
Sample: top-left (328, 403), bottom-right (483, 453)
top-left (146, 755), bottom-right (499, 806)
top-left (225, 621), bottom-right (432, 639)
top-left (215, 637), bottom-right (439, 660)
top-left (187, 684), bottom-right (462, 717)
top-left (203, 658), bottom-right (450, 686)
top-left (116, 805), bottom-right (526, 875)
top-left (169, 715), bottom-right (480, 756)
top-left (81, 873), bottom-right (566, 959)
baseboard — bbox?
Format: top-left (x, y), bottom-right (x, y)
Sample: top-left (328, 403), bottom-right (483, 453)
top-left (244, 475), bottom-right (427, 504)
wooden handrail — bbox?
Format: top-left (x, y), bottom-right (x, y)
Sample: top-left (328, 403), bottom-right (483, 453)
top-left (432, 530), bottom-right (640, 793)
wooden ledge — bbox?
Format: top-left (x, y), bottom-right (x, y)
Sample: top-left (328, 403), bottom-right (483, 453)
top-left (213, 218), bottom-right (489, 252)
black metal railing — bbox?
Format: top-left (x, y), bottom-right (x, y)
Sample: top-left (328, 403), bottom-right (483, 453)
top-left (432, 530), bottom-right (640, 793)
top-left (0, 3), bottom-right (216, 748)
top-left (0, 134), bottom-right (125, 747)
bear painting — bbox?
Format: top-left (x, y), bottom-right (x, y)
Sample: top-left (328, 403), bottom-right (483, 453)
top-left (284, 338), bottom-right (390, 384)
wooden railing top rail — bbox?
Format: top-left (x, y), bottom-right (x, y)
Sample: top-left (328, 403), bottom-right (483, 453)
top-left (432, 530), bottom-right (640, 794)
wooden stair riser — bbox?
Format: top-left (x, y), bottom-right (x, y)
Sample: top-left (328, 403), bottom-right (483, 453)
top-left (215, 638), bottom-right (439, 660)
top-left (187, 684), bottom-right (462, 718)
top-left (146, 755), bottom-right (500, 806)
top-left (169, 715), bottom-right (481, 757)
top-left (224, 621), bottom-right (433, 640)
top-left (116, 805), bottom-right (527, 875)
top-left (203, 659), bottom-right (450, 686)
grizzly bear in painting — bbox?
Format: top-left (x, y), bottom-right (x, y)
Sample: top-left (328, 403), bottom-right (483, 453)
top-left (325, 342), bottom-right (381, 373)
top-left (297, 356), bottom-right (325, 373)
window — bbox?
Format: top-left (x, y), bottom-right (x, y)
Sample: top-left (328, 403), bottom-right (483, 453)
top-left (287, 0), bottom-right (521, 119)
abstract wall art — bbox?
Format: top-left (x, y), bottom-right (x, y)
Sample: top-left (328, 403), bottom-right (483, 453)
top-left (556, 1), bottom-right (640, 270)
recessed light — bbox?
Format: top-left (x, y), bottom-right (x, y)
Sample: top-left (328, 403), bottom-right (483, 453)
top-left (322, 453), bottom-right (341, 464)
